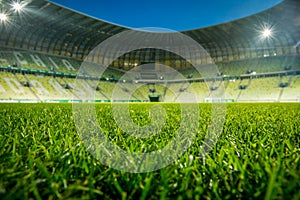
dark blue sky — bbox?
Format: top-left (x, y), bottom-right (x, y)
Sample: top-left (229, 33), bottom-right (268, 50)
top-left (51, 0), bottom-right (283, 31)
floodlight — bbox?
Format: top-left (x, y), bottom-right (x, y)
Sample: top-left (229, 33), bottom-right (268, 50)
top-left (12, 1), bottom-right (24, 12)
top-left (262, 28), bottom-right (272, 38)
top-left (256, 22), bottom-right (276, 41)
top-left (0, 13), bottom-right (7, 22)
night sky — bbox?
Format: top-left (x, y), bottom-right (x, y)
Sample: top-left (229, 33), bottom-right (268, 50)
top-left (51, 0), bottom-right (283, 31)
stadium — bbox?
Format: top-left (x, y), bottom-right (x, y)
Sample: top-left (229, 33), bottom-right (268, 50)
top-left (0, 0), bottom-right (299, 199)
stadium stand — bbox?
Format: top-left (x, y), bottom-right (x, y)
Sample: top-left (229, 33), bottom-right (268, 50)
top-left (280, 75), bottom-right (300, 101)
top-left (0, 0), bottom-right (299, 102)
top-left (238, 77), bottom-right (281, 102)
top-left (0, 72), bottom-right (37, 100)
top-left (190, 82), bottom-right (210, 102)
top-left (0, 49), bottom-right (125, 78)
top-left (25, 74), bottom-right (72, 100)
top-left (191, 55), bottom-right (300, 77)
top-left (0, 54), bottom-right (299, 102)
top-left (224, 79), bottom-right (242, 100)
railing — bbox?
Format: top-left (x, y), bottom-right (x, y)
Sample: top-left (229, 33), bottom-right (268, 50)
top-left (0, 99), bottom-right (150, 103)
top-left (1, 65), bottom-right (299, 84)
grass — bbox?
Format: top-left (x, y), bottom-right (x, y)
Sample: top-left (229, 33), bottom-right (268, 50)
top-left (0, 103), bottom-right (299, 199)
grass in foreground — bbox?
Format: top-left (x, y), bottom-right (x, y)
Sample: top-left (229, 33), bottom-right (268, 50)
top-left (0, 103), bottom-right (299, 199)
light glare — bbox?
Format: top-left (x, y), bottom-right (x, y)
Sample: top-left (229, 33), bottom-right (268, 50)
top-left (262, 29), bottom-right (272, 38)
top-left (12, 2), bottom-right (24, 12)
top-left (0, 13), bottom-right (7, 22)
top-left (255, 22), bottom-right (276, 41)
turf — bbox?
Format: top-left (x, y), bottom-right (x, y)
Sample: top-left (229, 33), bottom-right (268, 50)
top-left (0, 103), bottom-right (299, 199)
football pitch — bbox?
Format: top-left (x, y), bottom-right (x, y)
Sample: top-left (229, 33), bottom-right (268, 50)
top-left (0, 103), bottom-right (299, 199)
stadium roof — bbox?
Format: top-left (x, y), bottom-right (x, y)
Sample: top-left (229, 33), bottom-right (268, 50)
top-left (0, 0), bottom-right (299, 60)
top-left (183, 0), bottom-right (300, 51)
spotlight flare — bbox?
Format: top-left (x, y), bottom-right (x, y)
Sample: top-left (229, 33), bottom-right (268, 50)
top-left (0, 13), bottom-right (7, 21)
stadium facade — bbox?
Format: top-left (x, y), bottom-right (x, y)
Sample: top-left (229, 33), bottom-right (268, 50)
top-left (0, 0), bottom-right (299, 102)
